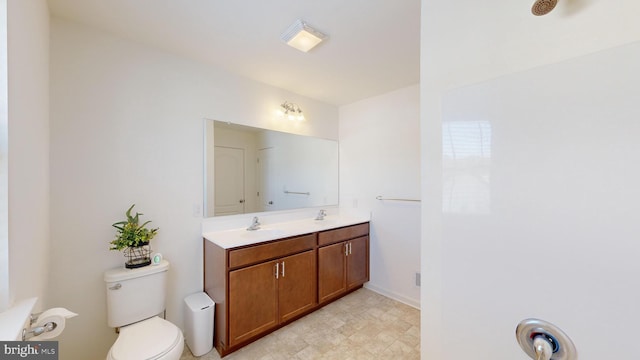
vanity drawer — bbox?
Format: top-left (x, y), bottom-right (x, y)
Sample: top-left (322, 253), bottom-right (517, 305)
top-left (318, 223), bottom-right (369, 246)
top-left (228, 233), bottom-right (316, 269)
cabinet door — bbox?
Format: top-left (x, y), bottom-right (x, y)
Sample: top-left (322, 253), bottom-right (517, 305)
top-left (318, 242), bottom-right (347, 304)
top-left (278, 250), bottom-right (317, 323)
top-left (347, 236), bottom-right (369, 290)
top-left (228, 261), bottom-right (278, 347)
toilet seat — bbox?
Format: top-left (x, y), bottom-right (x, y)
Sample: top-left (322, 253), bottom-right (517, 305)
top-left (107, 316), bottom-right (183, 360)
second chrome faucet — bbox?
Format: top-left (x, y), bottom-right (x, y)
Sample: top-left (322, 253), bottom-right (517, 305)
top-left (246, 216), bottom-right (261, 231)
top-left (315, 209), bottom-right (327, 220)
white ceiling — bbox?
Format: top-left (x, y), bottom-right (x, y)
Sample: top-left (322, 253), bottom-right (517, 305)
top-left (47, 0), bottom-right (421, 106)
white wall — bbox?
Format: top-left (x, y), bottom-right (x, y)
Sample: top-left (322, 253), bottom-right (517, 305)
top-left (421, 0), bottom-right (640, 358)
top-left (49, 18), bottom-right (338, 358)
top-left (5, 0), bottom-right (49, 312)
top-left (339, 85), bottom-right (420, 307)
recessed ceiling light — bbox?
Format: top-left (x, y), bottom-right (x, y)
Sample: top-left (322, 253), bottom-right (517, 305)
top-left (280, 19), bottom-right (327, 53)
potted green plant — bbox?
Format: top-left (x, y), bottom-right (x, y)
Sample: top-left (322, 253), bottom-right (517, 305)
top-left (110, 204), bottom-right (159, 268)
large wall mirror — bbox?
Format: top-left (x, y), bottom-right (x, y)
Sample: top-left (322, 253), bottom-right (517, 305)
top-left (204, 120), bottom-right (339, 217)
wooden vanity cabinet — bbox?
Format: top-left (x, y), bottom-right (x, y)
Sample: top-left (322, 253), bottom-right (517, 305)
top-left (277, 250), bottom-right (317, 322)
top-left (204, 222), bottom-right (369, 357)
top-left (228, 249), bottom-right (316, 346)
top-left (318, 223), bottom-right (370, 304)
top-left (346, 235), bottom-right (369, 289)
top-left (205, 233), bottom-right (317, 356)
top-left (228, 260), bottom-right (278, 345)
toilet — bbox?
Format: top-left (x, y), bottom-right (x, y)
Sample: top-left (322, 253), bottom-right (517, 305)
top-left (104, 260), bottom-right (184, 360)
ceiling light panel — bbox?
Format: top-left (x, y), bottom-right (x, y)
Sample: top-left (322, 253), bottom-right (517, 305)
top-left (281, 19), bottom-right (327, 53)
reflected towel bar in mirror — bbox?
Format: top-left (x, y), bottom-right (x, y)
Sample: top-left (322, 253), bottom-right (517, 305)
top-left (284, 190), bottom-right (311, 195)
top-left (376, 196), bottom-right (421, 202)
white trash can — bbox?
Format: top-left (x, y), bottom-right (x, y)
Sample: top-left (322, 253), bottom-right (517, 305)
top-left (184, 292), bottom-right (215, 356)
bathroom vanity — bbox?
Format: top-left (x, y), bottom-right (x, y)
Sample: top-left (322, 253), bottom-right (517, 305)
top-left (203, 220), bottom-right (370, 357)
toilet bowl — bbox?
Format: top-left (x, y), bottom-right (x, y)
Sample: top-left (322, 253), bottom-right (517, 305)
top-left (104, 261), bottom-right (184, 360)
top-left (107, 317), bottom-right (184, 360)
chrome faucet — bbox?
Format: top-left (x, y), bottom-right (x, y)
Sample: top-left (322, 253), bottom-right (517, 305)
top-left (315, 209), bottom-right (327, 220)
top-left (246, 216), bottom-right (261, 231)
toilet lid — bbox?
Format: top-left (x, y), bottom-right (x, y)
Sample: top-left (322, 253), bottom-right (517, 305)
top-left (110, 317), bottom-right (182, 360)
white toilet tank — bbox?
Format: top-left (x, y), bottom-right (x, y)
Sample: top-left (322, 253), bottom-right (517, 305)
top-left (104, 260), bottom-right (169, 328)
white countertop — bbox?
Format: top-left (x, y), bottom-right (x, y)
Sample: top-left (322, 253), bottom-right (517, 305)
top-left (203, 212), bottom-right (370, 249)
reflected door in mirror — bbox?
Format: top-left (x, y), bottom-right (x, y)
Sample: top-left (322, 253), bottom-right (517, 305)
top-left (257, 147), bottom-right (275, 212)
top-left (215, 146), bottom-right (245, 216)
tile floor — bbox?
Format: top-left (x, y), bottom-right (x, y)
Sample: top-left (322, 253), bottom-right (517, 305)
top-left (180, 288), bottom-right (420, 360)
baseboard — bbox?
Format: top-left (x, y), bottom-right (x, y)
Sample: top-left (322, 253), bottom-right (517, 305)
top-left (364, 283), bottom-right (421, 310)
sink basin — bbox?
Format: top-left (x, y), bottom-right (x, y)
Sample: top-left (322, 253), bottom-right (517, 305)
top-left (312, 215), bottom-right (358, 229)
top-left (312, 219), bottom-right (339, 227)
top-left (240, 228), bottom-right (286, 239)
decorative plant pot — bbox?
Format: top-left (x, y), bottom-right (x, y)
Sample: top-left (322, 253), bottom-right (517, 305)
top-left (123, 243), bottom-right (152, 269)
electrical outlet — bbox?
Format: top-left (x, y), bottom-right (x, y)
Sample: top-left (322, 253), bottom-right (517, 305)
top-left (415, 272), bottom-right (421, 287)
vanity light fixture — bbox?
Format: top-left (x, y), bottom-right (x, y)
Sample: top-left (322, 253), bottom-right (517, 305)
top-left (280, 19), bottom-right (327, 52)
top-left (278, 101), bottom-right (305, 121)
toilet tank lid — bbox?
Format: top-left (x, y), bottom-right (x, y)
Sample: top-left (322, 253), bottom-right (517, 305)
top-left (104, 260), bottom-right (169, 283)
